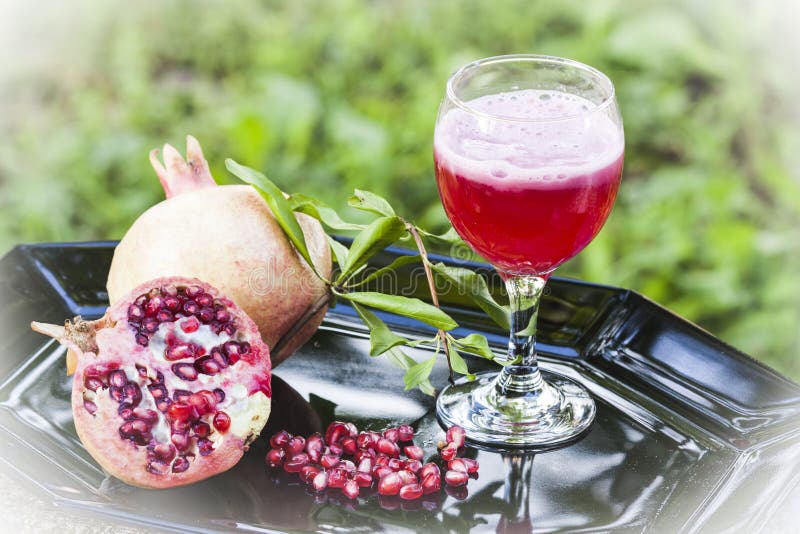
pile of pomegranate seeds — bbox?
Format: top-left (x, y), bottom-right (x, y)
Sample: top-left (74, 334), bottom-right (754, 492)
top-left (266, 421), bottom-right (478, 501)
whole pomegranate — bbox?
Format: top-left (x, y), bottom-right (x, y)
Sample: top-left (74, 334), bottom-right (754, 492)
top-left (32, 277), bottom-right (272, 489)
top-left (107, 136), bottom-right (331, 365)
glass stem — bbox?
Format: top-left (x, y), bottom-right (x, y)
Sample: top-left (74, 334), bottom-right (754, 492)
top-left (496, 275), bottom-right (547, 397)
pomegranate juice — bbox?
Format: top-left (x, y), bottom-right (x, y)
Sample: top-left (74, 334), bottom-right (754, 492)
top-left (434, 89), bottom-right (624, 275)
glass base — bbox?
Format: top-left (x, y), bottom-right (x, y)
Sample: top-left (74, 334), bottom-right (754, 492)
top-left (436, 369), bottom-right (596, 448)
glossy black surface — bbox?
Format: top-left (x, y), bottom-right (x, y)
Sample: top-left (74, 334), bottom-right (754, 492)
top-left (1, 242), bottom-right (799, 533)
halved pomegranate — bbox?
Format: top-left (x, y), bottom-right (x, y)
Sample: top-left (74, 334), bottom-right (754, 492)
top-left (32, 276), bottom-right (272, 488)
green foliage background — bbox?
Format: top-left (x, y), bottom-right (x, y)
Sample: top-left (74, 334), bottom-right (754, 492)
top-left (1, 0), bottom-right (798, 378)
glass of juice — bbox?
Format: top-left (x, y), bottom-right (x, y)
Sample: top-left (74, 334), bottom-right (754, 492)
top-left (434, 55), bottom-right (624, 447)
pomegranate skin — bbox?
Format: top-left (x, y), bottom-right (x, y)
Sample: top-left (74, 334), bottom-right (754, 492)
top-left (107, 138), bottom-right (331, 366)
top-left (34, 276), bottom-right (272, 489)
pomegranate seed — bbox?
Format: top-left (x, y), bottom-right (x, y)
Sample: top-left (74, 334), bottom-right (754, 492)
top-left (185, 285), bottom-right (202, 298)
top-left (171, 456), bottom-right (190, 473)
top-left (283, 453), bottom-right (309, 473)
top-left (164, 295), bottom-right (180, 311)
top-left (83, 399), bottom-right (97, 414)
top-left (223, 323), bottom-right (237, 336)
top-left (320, 454), bottom-right (340, 469)
top-left (195, 356), bottom-right (221, 375)
top-left (84, 377), bottom-right (103, 391)
top-left (266, 448), bottom-right (285, 467)
top-left (270, 430), bottom-right (291, 449)
top-left (327, 468), bottom-right (347, 488)
top-left (397, 424), bottom-right (414, 441)
top-left (189, 390), bottom-right (217, 415)
top-left (198, 307), bottom-right (215, 323)
top-left (327, 443), bottom-right (343, 457)
top-left (145, 297), bottom-right (163, 316)
top-left (449, 458), bottom-right (468, 473)
top-left (142, 317), bottom-right (160, 333)
top-left (375, 455), bottom-right (389, 467)
top-left (383, 427), bottom-right (399, 442)
top-left (354, 471), bottom-right (373, 488)
top-left (356, 432), bottom-right (374, 449)
top-left (135, 333), bottom-right (149, 346)
top-left (192, 421), bottom-right (211, 438)
top-left (172, 389), bottom-right (192, 402)
top-left (312, 470), bottom-right (328, 491)
top-left (128, 304), bottom-right (144, 320)
top-left (171, 363), bottom-right (198, 381)
top-left (109, 386), bottom-right (123, 402)
top-left (133, 408), bottom-right (159, 423)
top-left (196, 293), bottom-right (213, 307)
top-left (210, 348), bottom-right (228, 369)
top-left (403, 445), bottom-right (424, 460)
top-left (341, 436), bottom-right (358, 455)
top-left (397, 470), bottom-right (417, 486)
top-left (378, 472), bottom-right (402, 496)
top-left (440, 443), bottom-right (458, 461)
top-left (180, 316), bottom-right (200, 333)
top-left (299, 465), bottom-right (321, 484)
top-left (377, 438), bottom-right (400, 458)
top-left (212, 388), bottom-right (225, 403)
top-left (461, 457), bottom-right (479, 474)
top-left (167, 401), bottom-right (194, 422)
top-left (421, 472), bottom-right (441, 494)
top-left (108, 369), bottom-right (127, 388)
top-left (165, 343), bottom-right (194, 361)
top-left (183, 300), bottom-right (199, 315)
top-left (122, 383), bottom-right (142, 406)
top-left (118, 403), bottom-right (135, 420)
top-left (213, 411), bottom-right (231, 432)
top-left (446, 425), bottom-right (466, 448)
top-left (357, 457), bottom-right (373, 473)
top-left (404, 460), bottom-right (423, 473)
top-left (387, 458), bottom-right (403, 471)
top-left (342, 479), bottom-right (360, 499)
top-left (153, 443), bottom-right (176, 462)
top-left (305, 432), bottom-right (324, 452)
top-left (445, 470), bottom-right (468, 487)
top-left (344, 422), bottom-right (358, 437)
top-left (285, 436), bottom-right (306, 456)
top-left (156, 398), bottom-right (172, 412)
top-left (419, 462), bottom-right (440, 480)
top-left (325, 421), bottom-right (348, 445)
top-left (354, 448), bottom-right (376, 462)
top-left (340, 459), bottom-right (356, 472)
top-left (156, 309), bottom-right (173, 322)
top-left (399, 483), bottom-right (423, 500)
top-left (119, 419), bottom-right (152, 446)
top-left (197, 438), bottom-right (214, 456)
top-left (373, 465), bottom-right (393, 479)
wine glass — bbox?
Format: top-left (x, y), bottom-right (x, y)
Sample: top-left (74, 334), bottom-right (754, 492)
top-left (434, 55), bottom-right (624, 446)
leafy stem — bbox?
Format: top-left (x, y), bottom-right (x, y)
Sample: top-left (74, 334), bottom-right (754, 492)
top-left (227, 159), bottom-right (507, 395)
top-left (405, 220), bottom-right (455, 385)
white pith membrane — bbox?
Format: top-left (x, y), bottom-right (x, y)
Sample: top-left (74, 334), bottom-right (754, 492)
top-left (79, 283), bottom-right (271, 479)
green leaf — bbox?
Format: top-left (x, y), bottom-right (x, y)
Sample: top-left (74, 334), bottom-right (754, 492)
top-left (225, 159), bottom-right (315, 272)
top-left (327, 235), bottom-right (350, 267)
top-left (339, 216), bottom-right (407, 280)
top-left (385, 348), bottom-right (435, 396)
top-left (348, 189), bottom-right (396, 217)
top-left (350, 254), bottom-right (421, 287)
top-left (431, 262), bottom-right (510, 330)
top-left (419, 226), bottom-right (461, 246)
top-left (339, 291), bottom-right (458, 330)
top-left (402, 355), bottom-right (437, 393)
top-left (447, 346), bottom-right (475, 380)
top-left (451, 333), bottom-right (497, 360)
top-left (352, 302), bottom-right (409, 356)
top-left (290, 193), bottom-right (366, 232)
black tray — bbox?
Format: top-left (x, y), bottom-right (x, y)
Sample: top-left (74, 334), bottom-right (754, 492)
top-left (1, 242), bottom-right (799, 533)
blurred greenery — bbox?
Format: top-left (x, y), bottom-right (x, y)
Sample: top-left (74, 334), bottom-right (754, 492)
top-left (1, 0), bottom-right (798, 379)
